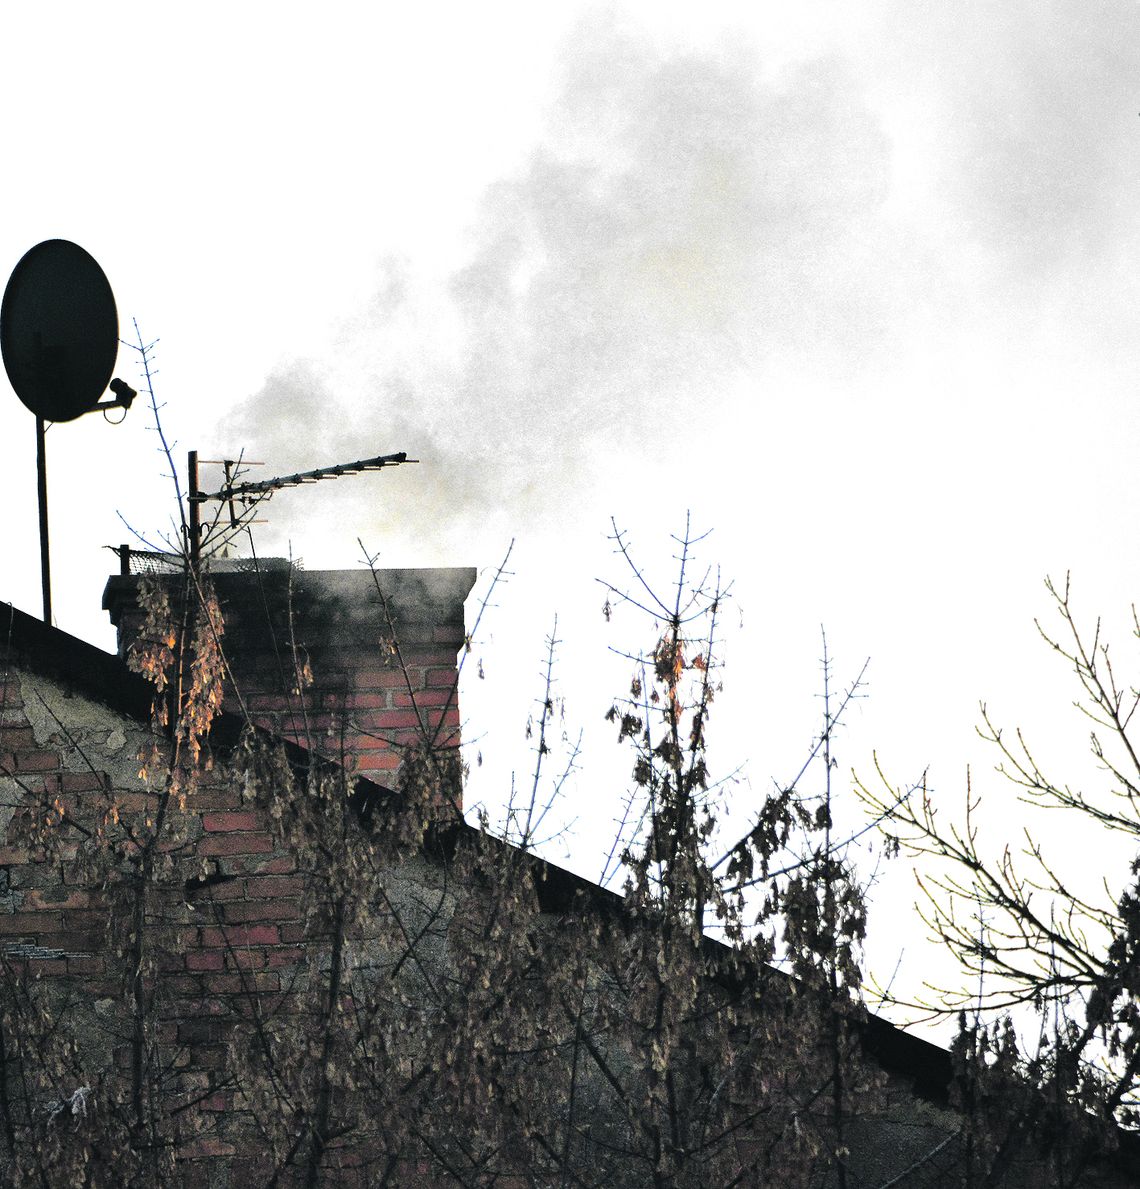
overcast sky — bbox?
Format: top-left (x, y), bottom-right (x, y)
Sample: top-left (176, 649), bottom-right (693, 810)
top-left (2, 1), bottom-right (1139, 1016)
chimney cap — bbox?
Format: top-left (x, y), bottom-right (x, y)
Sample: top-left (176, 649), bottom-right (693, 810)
top-left (102, 565), bottom-right (477, 626)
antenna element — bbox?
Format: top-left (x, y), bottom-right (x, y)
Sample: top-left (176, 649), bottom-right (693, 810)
top-left (187, 450), bottom-right (418, 569)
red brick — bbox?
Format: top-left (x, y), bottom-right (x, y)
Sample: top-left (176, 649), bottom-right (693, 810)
top-left (12, 751), bottom-right (59, 773)
top-left (59, 771), bottom-right (109, 792)
top-left (254, 856), bottom-right (296, 875)
top-left (27, 958), bottom-right (66, 975)
top-left (66, 956), bottom-right (105, 976)
top-left (183, 1137), bottom-right (235, 1158)
top-left (334, 691), bottom-right (390, 710)
top-left (221, 901), bottom-right (297, 924)
top-left (164, 975), bottom-right (205, 996)
top-left (197, 833), bottom-right (274, 857)
top-left (179, 1017), bottom-right (228, 1046)
top-left (202, 972), bottom-right (280, 995)
top-left (23, 889), bottom-right (91, 910)
top-left (354, 735), bottom-right (405, 753)
top-left (404, 648), bottom-right (459, 667)
top-left (199, 924), bottom-right (279, 947)
top-left (34, 931), bottom-right (99, 952)
top-left (267, 945), bottom-right (305, 968)
top-left (356, 752), bottom-right (402, 772)
top-left (201, 811), bottom-right (261, 832)
top-left (392, 688), bottom-right (456, 708)
top-left (349, 667), bottom-right (404, 691)
top-left (244, 874), bottom-right (305, 898)
top-left (226, 1158), bottom-right (278, 1185)
top-left (225, 949), bottom-right (266, 971)
top-left (187, 790), bottom-right (243, 812)
top-left (0, 910), bottom-right (62, 933)
top-left (246, 694), bottom-right (295, 713)
top-left (0, 727), bottom-right (36, 750)
top-left (59, 909), bottom-right (104, 933)
top-left (193, 879), bottom-right (244, 901)
top-left (186, 950), bottom-right (224, 971)
top-left (390, 733), bottom-right (427, 753)
top-left (212, 851), bottom-right (294, 879)
top-left (176, 1161), bottom-right (214, 1189)
top-left (107, 793), bottom-right (156, 814)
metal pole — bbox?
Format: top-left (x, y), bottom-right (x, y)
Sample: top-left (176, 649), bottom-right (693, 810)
top-left (188, 450), bottom-right (200, 572)
top-left (36, 416), bottom-right (51, 624)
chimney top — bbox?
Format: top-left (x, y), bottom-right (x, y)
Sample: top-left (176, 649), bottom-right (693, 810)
top-left (103, 564), bottom-right (476, 795)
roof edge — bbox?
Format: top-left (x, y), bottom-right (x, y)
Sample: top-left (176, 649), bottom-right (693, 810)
top-left (1, 601), bottom-right (153, 722)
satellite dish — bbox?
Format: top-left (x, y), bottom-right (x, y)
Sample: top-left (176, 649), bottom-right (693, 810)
top-left (1, 239), bottom-right (119, 422)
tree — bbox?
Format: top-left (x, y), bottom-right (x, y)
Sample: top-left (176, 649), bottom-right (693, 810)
top-left (861, 574), bottom-right (1140, 1186)
top-left (0, 507), bottom-right (893, 1186)
top-left (0, 567), bottom-right (227, 1185)
top-left (216, 516), bottom-right (884, 1185)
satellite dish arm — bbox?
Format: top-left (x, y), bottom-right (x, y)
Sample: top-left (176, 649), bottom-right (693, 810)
top-left (96, 378), bottom-right (137, 411)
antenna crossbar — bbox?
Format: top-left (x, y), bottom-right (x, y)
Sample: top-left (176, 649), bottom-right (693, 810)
top-left (186, 448), bottom-right (419, 572)
top-left (198, 452), bottom-right (417, 502)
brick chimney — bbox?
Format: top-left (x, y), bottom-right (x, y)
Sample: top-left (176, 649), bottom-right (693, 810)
top-left (102, 563), bottom-right (476, 800)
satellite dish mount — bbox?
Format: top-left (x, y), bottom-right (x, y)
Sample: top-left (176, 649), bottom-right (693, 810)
top-left (1, 240), bottom-right (137, 623)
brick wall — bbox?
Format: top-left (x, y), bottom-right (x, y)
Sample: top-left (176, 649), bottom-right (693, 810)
top-left (0, 659), bottom-right (447, 1185)
top-left (1, 587), bottom-right (477, 1184)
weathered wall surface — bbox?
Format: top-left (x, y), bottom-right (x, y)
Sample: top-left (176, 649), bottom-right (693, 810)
top-left (0, 667), bottom-right (297, 1177)
top-left (0, 668), bottom-right (146, 975)
top-left (0, 658), bottom-right (467, 1186)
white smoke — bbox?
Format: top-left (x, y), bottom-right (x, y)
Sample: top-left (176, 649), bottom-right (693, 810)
top-left (217, 15), bottom-right (899, 563)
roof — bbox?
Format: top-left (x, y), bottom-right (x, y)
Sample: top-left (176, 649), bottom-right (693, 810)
top-left (0, 595), bottom-right (957, 1103)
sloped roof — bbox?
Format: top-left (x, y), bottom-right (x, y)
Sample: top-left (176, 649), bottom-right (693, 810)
top-left (12, 596), bottom-right (1140, 1184)
top-left (0, 596), bottom-right (958, 1104)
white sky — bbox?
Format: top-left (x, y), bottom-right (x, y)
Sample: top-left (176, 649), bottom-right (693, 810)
top-left (2, 1), bottom-right (1139, 1022)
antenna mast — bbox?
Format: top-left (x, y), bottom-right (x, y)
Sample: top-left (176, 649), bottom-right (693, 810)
top-left (186, 450), bottom-right (417, 569)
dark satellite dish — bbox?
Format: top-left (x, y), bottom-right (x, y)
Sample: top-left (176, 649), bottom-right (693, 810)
top-left (1, 239), bottom-right (119, 422)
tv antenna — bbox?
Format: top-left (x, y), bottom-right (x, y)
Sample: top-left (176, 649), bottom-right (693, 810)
top-left (185, 449), bottom-right (418, 569)
top-left (1, 240), bottom-right (137, 623)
